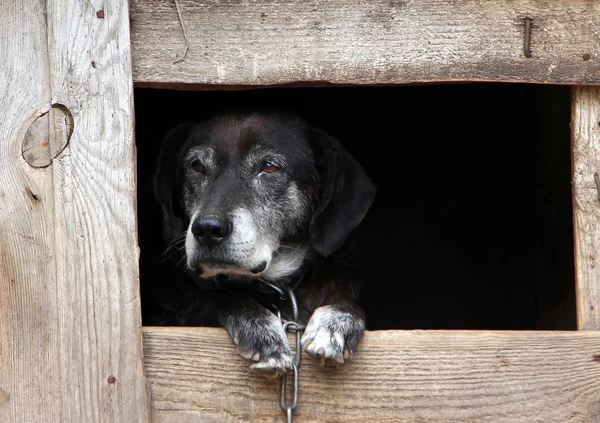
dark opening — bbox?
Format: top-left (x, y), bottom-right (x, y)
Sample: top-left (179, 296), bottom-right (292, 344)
top-left (135, 83), bottom-right (576, 330)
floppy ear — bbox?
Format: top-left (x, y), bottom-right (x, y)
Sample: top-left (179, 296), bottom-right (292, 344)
top-left (154, 123), bottom-right (193, 244)
top-left (309, 129), bottom-right (376, 257)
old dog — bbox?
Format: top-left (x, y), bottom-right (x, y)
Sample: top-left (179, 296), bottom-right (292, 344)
top-left (153, 110), bottom-right (375, 373)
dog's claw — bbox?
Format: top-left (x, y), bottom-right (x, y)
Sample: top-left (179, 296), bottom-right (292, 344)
top-left (240, 350), bottom-right (254, 360)
top-left (301, 305), bottom-right (365, 364)
top-left (250, 354), bottom-right (292, 376)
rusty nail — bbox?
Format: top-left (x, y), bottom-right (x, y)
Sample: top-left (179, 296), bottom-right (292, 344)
top-left (583, 53), bottom-right (591, 61)
top-left (595, 174), bottom-right (600, 200)
top-left (107, 375), bottom-right (116, 384)
top-left (593, 355), bottom-right (600, 362)
top-left (96, 9), bottom-right (105, 19)
top-left (523, 17), bottom-right (533, 58)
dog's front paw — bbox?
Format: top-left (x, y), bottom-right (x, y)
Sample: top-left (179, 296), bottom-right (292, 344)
top-left (301, 305), bottom-right (365, 364)
top-left (227, 312), bottom-right (292, 375)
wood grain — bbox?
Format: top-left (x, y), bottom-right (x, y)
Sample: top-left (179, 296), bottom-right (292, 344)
top-left (143, 327), bottom-right (600, 422)
top-left (130, 0), bottom-right (600, 88)
top-left (0, 0), bottom-right (149, 421)
top-left (572, 87), bottom-right (600, 331)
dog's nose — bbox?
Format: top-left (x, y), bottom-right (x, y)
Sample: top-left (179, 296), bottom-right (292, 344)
top-left (191, 216), bottom-right (232, 246)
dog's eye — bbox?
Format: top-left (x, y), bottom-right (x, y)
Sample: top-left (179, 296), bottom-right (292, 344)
top-left (260, 162), bottom-right (280, 174)
top-left (191, 160), bottom-right (206, 174)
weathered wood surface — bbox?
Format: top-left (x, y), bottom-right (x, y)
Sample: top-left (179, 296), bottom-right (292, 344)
top-left (0, 1), bottom-right (149, 421)
top-left (143, 327), bottom-right (600, 422)
top-left (130, 0), bottom-right (600, 88)
top-left (572, 87), bottom-right (600, 331)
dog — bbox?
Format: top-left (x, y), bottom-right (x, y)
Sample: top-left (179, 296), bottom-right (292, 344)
top-left (151, 109), bottom-right (375, 373)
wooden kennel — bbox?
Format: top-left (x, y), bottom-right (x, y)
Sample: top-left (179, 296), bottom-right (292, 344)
top-left (1, 0), bottom-right (600, 421)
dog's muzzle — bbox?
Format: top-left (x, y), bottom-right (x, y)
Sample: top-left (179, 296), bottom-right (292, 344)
top-left (189, 214), bottom-right (269, 277)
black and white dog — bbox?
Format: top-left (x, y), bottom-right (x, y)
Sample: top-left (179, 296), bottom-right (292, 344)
top-left (152, 110), bottom-right (375, 373)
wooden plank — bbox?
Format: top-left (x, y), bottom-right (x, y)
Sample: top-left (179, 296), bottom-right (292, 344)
top-left (572, 86), bottom-right (600, 330)
top-left (0, 1), bottom-right (149, 421)
top-left (143, 327), bottom-right (600, 422)
top-left (130, 0), bottom-right (600, 88)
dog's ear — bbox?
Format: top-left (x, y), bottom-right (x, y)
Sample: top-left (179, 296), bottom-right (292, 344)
top-left (309, 129), bottom-right (376, 257)
top-left (154, 123), bottom-right (193, 244)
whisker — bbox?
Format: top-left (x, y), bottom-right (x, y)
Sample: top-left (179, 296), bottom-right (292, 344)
top-left (164, 231), bottom-right (186, 246)
top-left (162, 243), bottom-right (185, 258)
top-left (162, 232), bottom-right (187, 257)
top-left (161, 245), bottom-right (186, 263)
top-left (172, 253), bottom-right (187, 270)
top-left (278, 245), bottom-right (304, 252)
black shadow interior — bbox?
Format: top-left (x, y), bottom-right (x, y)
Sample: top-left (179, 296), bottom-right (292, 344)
top-left (135, 84), bottom-right (576, 330)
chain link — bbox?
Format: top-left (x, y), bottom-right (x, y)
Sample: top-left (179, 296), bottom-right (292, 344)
top-left (279, 286), bottom-right (304, 423)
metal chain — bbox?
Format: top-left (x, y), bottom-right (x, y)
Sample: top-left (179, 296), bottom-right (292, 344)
top-left (280, 285), bottom-right (303, 423)
top-left (257, 281), bottom-right (304, 422)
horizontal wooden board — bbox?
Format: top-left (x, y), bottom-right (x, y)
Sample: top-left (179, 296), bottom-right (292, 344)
top-left (143, 327), bottom-right (600, 422)
top-left (130, 0), bottom-right (600, 88)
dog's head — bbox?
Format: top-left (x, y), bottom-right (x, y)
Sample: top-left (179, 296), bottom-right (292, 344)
top-left (155, 110), bottom-right (375, 281)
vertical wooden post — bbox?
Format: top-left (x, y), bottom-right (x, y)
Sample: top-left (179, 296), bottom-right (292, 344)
top-left (572, 86), bottom-right (600, 330)
top-left (0, 1), bottom-right (149, 421)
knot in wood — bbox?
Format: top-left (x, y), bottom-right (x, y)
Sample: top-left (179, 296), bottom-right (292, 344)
top-left (22, 104), bottom-right (73, 168)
